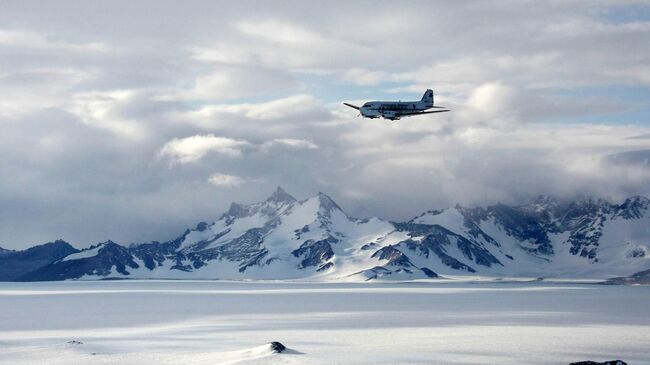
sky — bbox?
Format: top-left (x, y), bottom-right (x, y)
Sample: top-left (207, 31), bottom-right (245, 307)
top-left (1, 0), bottom-right (650, 249)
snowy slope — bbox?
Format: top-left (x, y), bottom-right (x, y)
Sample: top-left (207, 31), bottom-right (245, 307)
top-left (13, 189), bottom-right (650, 281)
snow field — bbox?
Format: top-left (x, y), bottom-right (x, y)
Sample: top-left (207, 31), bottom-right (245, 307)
top-left (0, 280), bottom-right (649, 365)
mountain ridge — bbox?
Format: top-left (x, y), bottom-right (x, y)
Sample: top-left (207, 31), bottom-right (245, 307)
top-left (2, 189), bottom-right (649, 282)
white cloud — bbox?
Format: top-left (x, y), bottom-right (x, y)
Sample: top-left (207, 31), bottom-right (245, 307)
top-left (543, 18), bottom-right (650, 37)
top-left (175, 94), bottom-right (326, 132)
top-left (341, 68), bottom-right (393, 86)
top-left (67, 89), bottom-right (148, 140)
top-left (159, 134), bottom-right (249, 165)
top-left (1, 1), bottom-right (650, 249)
top-left (207, 173), bottom-right (246, 187)
top-left (191, 19), bottom-right (364, 70)
top-left (262, 138), bottom-right (319, 150)
top-left (178, 66), bottom-right (298, 101)
top-left (0, 29), bottom-right (111, 52)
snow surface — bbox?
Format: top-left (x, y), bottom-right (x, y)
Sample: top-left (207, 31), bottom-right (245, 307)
top-left (61, 244), bottom-right (103, 262)
top-left (0, 280), bottom-right (649, 365)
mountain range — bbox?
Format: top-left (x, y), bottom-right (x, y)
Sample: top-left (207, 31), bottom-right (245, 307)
top-left (1, 187), bottom-right (648, 281)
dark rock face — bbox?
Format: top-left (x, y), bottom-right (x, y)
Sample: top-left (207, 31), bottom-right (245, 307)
top-left (269, 341), bottom-right (286, 353)
top-left (317, 192), bottom-right (344, 219)
top-left (224, 202), bottom-right (257, 222)
top-left (616, 196), bottom-right (649, 219)
top-left (395, 222), bottom-right (501, 271)
top-left (570, 360), bottom-right (627, 365)
top-left (292, 237), bottom-right (337, 269)
top-left (195, 222), bottom-right (209, 232)
top-left (361, 244), bottom-right (438, 279)
top-left (482, 204), bottom-right (555, 255)
top-left (0, 240), bottom-right (78, 281)
top-left (0, 246), bottom-right (14, 257)
top-left (563, 201), bottom-right (607, 261)
top-left (353, 266), bottom-right (413, 280)
top-left (419, 267), bottom-right (438, 278)
top-left (372, 245), bottom-right (412, 266)
top-left (130, 232), bottom-right (186, 271)
top-left (19, 241), bottom-right (139, 281)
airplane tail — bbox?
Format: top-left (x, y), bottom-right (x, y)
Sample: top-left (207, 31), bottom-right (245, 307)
top-left (421, 89), bottom-right (434, 107)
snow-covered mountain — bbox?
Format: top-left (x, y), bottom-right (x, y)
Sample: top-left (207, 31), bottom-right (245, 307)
top-left (4, 188), bottom-right (650, 281)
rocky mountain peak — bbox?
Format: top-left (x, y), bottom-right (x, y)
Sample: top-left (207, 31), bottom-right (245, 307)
top-left (225, 202), bottom-right (253, 218)
top-left (266, 186), bottom-right (297, 204)
top-left (317, 192), bottom-right (344, 216)
top-left (621, 195), bottom-right (650, 207)
top-left (617, 195), bottom-right (650, 219)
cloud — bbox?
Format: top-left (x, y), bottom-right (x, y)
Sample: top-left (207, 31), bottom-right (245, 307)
top-left (605, 149), bottom-right (650, 167)
top-left (207, 173), bottom-right (247, 187)
top-left (627, 133), bottom-right (650, 140)
top-left (192, 19), bottom-right (363, 70)
top-left (262, 138), bottom-right (319, 150)
top-left (341, 68), bottom-right (393, 86)
top-left (0, 29), bottom-right (111, 52)
top-left (177, 66), bottom-right (298, 101)
top-left (173, 94), bottom-right (330, 138)
top-left (184, 94), bottom-right (322, 121)
top-left (68, 89), bottom-right (149, 140)
top-left (159, 134), bottom-right (250, 165)
top-left (1, 1), bottom-right (650, 249)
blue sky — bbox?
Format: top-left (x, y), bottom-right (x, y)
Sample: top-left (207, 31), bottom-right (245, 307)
top-left (1, 1), bottom-right (650, 248)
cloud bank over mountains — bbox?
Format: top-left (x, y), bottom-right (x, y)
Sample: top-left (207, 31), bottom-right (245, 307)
top-left (1, 1), bottom-right (650, 248)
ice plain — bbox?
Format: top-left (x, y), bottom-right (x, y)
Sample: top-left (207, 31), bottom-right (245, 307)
top-left (0, 280), bottom-right (649, 365)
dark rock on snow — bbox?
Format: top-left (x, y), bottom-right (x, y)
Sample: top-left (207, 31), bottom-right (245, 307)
top-left (269, 341), bottom-right (286, 353)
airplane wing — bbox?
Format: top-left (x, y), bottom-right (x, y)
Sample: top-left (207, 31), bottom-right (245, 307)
top-left (400, 109), bottom-right (450, 116)
top-left (343, 103), bottom-right (360, 110)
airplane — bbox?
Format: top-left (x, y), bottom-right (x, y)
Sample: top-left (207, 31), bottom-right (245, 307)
top-left (343, 89), bottom-right (449, 121)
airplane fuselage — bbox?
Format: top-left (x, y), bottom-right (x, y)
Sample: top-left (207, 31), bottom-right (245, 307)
top-left (360, 100), bottom-right (432, 120)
